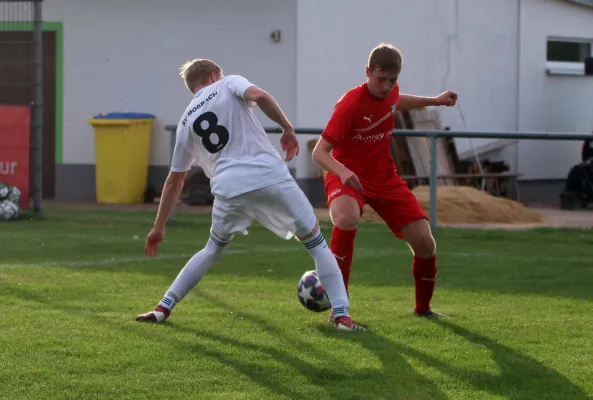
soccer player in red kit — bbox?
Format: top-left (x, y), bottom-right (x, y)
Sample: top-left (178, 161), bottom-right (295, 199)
top-left (312, 43), bottom-right (458, 322)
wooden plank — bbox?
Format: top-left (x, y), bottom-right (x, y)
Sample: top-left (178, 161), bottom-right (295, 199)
top-left (392, 111), bottom-right (417, 178)
top-left (405, 108), bottom-right (457, 185)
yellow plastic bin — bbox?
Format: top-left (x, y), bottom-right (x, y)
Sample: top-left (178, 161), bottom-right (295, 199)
top-left (87, 112), bottom-right (155, 204)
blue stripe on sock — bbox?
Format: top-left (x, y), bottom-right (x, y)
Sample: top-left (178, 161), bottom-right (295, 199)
top-left (210, 235), bottom-right (230, 247)
top-left (304, 232), bottom-right (325, 249)
top-left (332, 306), bottom-right (346, 317)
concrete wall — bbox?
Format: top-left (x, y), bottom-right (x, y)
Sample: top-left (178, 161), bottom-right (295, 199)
top-left (43, 0), bottom-right (297, 200)
top-left (295, 0), bottom-right (593, 183)
top-left (481, 0), bottom-right (593, 205)
top-left (517, 0), bottom-right (593, 180)
top-left (295, 0), bottom-right (520, 161)
top-left (44, 0), bottom-right (593, 203)
top-left (44, 0), bottom-right (297, 167)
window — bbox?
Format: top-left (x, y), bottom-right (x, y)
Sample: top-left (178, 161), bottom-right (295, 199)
top-left (547, 40), bottom-right (591, 62)
top-left (546, 37), bottom-right (593, 76)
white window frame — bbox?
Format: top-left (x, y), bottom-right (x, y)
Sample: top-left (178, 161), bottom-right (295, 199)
top-left (545, 36), bottom-right (593, 76)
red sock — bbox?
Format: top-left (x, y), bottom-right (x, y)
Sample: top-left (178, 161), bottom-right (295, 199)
top-left (413, 255), bottom-right (437, 314)
top-left (330, 226), bottom-right (357, 293)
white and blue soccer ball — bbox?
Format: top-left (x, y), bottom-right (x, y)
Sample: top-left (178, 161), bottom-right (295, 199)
top-left (7, 186), bottom-right (20, 205)
top-left (0, 183), bottom-right (10, 201)
top-left (0, 200), bottom-right (18, 220)
top-left (297, 270), bottom-right (331, 312)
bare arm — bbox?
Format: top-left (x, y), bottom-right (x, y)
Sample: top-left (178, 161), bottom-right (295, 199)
top-left (244, 87), bottom-right (293, 131)
top-left (312, 137), bottom-right (363, 192)
top-left (312, 137), bottom-right (347, 176)
top-left (243, 86), bottom-right (300, 161)
top-left (399, 91), bottom-right (458, 111)
top-left (153, 171), bottom-right (187, 230)
top-left (398, 94), bottom-right (438, 111)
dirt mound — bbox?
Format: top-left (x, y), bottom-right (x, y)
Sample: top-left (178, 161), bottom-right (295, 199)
top-left (361, 185), bottom-right (542, 224)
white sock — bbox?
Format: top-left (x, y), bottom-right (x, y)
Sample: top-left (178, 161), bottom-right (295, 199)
top-left (158, 234), bottom-right (231, 310)
top-left (302, 231), bottom-right (350, 318)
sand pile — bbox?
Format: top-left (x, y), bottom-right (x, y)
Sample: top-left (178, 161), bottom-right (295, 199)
top-left (361, 185), bottom-right (542, 225)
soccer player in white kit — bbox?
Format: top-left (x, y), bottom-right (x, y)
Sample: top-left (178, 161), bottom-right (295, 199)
top-left (136, 59), bottom-right (364, 331)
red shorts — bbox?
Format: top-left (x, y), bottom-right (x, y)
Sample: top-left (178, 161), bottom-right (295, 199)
top-left (324, 173), bottom-right (427, 239)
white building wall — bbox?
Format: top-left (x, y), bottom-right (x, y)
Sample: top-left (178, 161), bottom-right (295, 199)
top-left (296, 0), bottom-right (520, 160)
top-left (44, 0), bottom-right (593, 181)
top-left (517, 0), bottom-right (593, 180)
top-left (43, 0), bottom-right (297, 166)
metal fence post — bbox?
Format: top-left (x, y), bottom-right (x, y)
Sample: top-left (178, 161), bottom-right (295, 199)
top-left (166, 124), bottom-right (177, 221)
top-left (32, 0), bottom-right (43, 213)
top-left (429, 135), bottom-right (438, 233)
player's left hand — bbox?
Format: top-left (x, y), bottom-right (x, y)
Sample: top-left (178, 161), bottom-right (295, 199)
top-left (435, 91), bottom-right (458, 107)
top-left (145, 227), bottom-right (165, 258)
top-left (280, 128), bottom-right (300, 162)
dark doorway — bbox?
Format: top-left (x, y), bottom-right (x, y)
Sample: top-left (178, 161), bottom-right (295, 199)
top-left (0, 30), bottom-right (56, 198)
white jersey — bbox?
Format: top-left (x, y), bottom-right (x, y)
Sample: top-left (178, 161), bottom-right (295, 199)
top-left (171, 75), bottom-right (292, 199)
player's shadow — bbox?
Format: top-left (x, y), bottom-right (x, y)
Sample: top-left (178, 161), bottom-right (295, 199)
top-left (163, 292), bottom-right (448, 400)
top-left (318, 319), bottom-right (589, 400)
top-left (162, 321), bottom-right (346, 399)
top-left (4, 285), bottom-right (343, 399)
top-left (6, 284), bottom-right (588, 399)
top-left (166, 292), bottom-right (353, 398)
top-left (314, 324), bottom-right (450, 400)
top-left (427, 319), bottom-right (590, 399)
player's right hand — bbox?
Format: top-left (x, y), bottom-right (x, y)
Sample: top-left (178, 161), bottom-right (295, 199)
top-left (145, 227), bottom-right (165, 258)
top-left (280, 128), bottom-right (299, 162)
top-left (340, 170), bottom-right (363, 192)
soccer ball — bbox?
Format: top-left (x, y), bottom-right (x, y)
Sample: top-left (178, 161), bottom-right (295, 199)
top-left (7, 186), bottom-right (20, 205)
top-left (0, 183), bottom-right (10, 201)
top-left (0, 200), bottom-right (18, 220)
top-left (297, 270), bottom-right (331, 312)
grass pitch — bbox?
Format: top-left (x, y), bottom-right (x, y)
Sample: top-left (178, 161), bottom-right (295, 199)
top-left (0, 208), bottom-right (592, 399)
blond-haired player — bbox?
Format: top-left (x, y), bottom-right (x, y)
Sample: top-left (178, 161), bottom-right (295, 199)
top-left (136, 59), bottom-right (364, 331)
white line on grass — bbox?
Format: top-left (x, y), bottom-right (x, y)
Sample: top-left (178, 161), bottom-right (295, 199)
top-left (1, 246), bottom-right (590, 269)
top-left (0, 247), bottom-right (301, 269)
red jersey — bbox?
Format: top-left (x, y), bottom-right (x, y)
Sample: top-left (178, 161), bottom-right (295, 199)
top-left (321, 83), bottom-right (401, 185)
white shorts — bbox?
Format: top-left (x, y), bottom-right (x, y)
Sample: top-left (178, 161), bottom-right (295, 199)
top-left (211, 178), bottom-right (317, 240)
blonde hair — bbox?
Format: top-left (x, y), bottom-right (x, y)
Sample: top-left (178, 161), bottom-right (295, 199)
top-left (179, 58), bottom-right (223, 92)
top-left (368, 43), bottom-right (403, 73)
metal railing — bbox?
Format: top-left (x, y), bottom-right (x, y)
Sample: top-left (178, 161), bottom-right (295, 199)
top-left (265, 127), bottom-right (593, 232)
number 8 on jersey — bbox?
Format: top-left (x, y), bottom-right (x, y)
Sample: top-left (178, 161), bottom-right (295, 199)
top-left (193, 111), bottom-right (229, 154)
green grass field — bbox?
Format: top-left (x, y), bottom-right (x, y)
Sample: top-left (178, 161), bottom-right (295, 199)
top-left (1, 208), bottom-right (592, 400)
